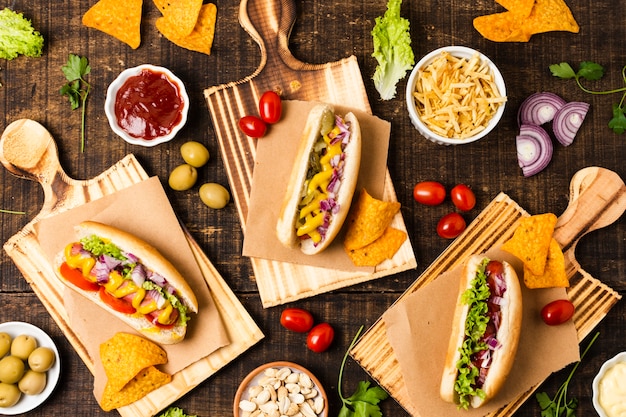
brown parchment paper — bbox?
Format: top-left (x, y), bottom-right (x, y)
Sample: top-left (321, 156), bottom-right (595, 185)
top-left (243, 100), bottom-right (391, 271)
top-left (33, 176), bottom-right (230, 403)
top-left (383, 247), bottom-right (580, 416)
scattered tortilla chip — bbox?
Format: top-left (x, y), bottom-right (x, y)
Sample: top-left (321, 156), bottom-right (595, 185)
top-left (501, 213), bottom-right (557, 275)
top-left (347, 227), bottom-right (407, 267)
top-left (152, 0), bottom-right (170, 14)
top-left (473, 0), bottom-right (579, 42)
top-left (156, 3), bottom-right (217, 55)
top-left (155, 0), bottom-right (203, 38)
top-left (343, 189), bottom-right (401, 251)
top-left (523, 238), bottom-right (569, 288)
top-left (82, 0), bottom-right (143, 49)
top-left (100, 333), bottom-right (168, 393)
top-left (100, 366), bottom-right (171, 411)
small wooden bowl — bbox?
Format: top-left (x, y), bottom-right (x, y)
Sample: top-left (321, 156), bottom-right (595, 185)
top-left (233, 361), bottom-right (328, 417)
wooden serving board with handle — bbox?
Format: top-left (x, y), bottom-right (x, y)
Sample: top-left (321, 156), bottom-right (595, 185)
top-left (0, 119), bottom-right (264, 417)
top-left (204, 0), bottom-right (417, 308)
top-left (351, 166), bottom-right (625, 416)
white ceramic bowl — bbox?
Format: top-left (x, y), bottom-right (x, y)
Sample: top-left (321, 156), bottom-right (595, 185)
top-left (592, 351), bottom-right (626, 417)
top-left (406, 46), bottom-right (506, 145)
top-left (105, 64), bottom-right (189, 147)
top-left (233, 361), bottom-right (328, 417)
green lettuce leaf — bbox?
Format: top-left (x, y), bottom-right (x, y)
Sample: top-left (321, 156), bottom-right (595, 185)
top-left (0, 8), bottom-right (44, 60)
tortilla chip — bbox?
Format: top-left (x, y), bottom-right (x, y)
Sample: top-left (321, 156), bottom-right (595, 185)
top-left (156, 3), bottom-right (217, 55)
top-left (347, 227), bottom-right (407, 267)
top-left (501, 213), bottom-right (557, 275)
top-left (523, 238), bottom-right (569, 288)
top-left (100, 365), bottom-right (171, 411)
top-left (100, 333), bottom-right (168, 393)
top-left (82, 0), bottom-right (143, 49)
top-left (473, 12), bottom-right (532, 42)
top-left (496, 0), bottom-right (534, 17)
top-left (524, 0), bottom-right (580, 35)
top-left (343, 189), bottom-right (401, 251)
top-left (152, 0), bottom-right (170, 14)
top-left (155, 0), bottom-right (203, 38)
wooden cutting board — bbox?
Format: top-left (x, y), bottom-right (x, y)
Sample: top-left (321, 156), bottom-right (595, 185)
top-left (0, 119), bottom-right (264, 417)
top-left (351, 167), bottom-right (625, 416)
top-left (204, 0), bottom-right (417, 307)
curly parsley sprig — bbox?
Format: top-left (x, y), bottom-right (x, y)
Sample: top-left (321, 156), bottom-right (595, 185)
top-left (550, 61), bottom-right (626, 134)
top-left (338, 325), bottom-right (389, 417)
top-left (60, 54), bottom-right (91, 152)
top-left (535, 331), bottom-right (600, 417)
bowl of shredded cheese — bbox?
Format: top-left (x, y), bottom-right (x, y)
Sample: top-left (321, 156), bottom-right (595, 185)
top-left (406, 46), bottom-right (507, 145)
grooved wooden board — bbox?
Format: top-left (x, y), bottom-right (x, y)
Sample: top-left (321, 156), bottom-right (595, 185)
top-left (0, 119), bottom-right (263, 417)
top-left (351, 167), bottom-right (625, 416)
top-left (204, 0), bottom-right (417, 307)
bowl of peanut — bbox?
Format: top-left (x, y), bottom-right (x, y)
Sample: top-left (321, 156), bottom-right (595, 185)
top-left (233, 361), bottom-right (328, 417)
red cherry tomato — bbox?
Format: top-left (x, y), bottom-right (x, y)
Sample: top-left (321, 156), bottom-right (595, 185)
top-left (238, 115), bottom-right (267, 138)
top-left (259, 91), bottom-right (282, 124)
top-left (450, 184), bottom-right (476, 211)
top-left (436, 212), bottom-right (466, 239)
top-left (541, 299), bottom-right (575, 326)
top-left (413, 181), bottom-right (446, 206)
top-left (98, 286), bottom-right (136, 315)
top-left (280, 308), bottom-right (314, 333)
top-left (306, 323), bottom-right (334, 353)
top-left (59, 262), bottom-right (99, 292)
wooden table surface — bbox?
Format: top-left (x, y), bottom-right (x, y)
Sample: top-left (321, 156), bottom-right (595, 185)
top-left (1, 0), bottom-right (624, 416)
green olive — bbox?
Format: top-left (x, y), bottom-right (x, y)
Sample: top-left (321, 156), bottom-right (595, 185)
top-left (0, 382), bottom-right (21, 407)
top-left (0, 356), bottom-right (25, 384)
top-left (18, 370), bottom-right (46, 395)
top-left (28, 347), bottom-right (55, 373)
top-left (199, 183), bottom-right (230, 209)
top-left (180, 141), bottom-right (210, 168)
top-left (168, 164), bottom-right (197, 191)
top-left (0, 334), bottom-right (11, 358)
top-left (10, 335), bottom-right (37, 361)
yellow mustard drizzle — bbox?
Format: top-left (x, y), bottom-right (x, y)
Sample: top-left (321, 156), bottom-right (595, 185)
top-left (64, 243), bottom-right (174, 325)
top-left (64, 243), bottom-right (96, 280)
top-left (296, 126), bottom-right (344, 243)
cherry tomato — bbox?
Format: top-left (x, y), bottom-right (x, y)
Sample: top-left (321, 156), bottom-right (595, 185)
top-left (259, 91), bottom-right (282, 124)
top-left (280, 308), bottom-right (314, 333)
top-left (541, 299), bottom-right (575, 326)
top-left (98, 286), bottom-right (136, 315)
top-left (59, 262), bottom-right (99, 292)
top-left (450, 184), bottom-right (476, 211)
top-left (306, 323), bottom-right (334, 353)
top-left (238, 115), bottom-right (267, 138)
top-left (436, 212), bottom-right (466, 239)
top-left (413, 181), bottom-right (446, 206)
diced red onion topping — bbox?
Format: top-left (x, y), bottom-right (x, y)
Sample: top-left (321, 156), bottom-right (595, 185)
top-left (516, 124), bottom-right (554, 177)
top-left (131, 263), bottom-right (146, 287)
top-left (552, 101), bottom-right (590, 146)
top-left (517, 92), bottom-right (567, 126)
top-left (149, 272), bottom-right (167, 287)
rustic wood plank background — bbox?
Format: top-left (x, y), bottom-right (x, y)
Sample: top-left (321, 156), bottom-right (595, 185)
top-left (0, 0), bottom-right (624, 416)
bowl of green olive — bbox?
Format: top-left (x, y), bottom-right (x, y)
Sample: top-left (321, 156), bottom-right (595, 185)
top-left (0, 322), bottom-right (60, 414)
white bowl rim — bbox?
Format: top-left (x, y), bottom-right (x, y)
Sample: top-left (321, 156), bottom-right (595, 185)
top-left (592, 351), bottom-right (626, 417)
top-left (405, 45), bottom-right (507, 146)
top-left (104, 64), bottom-right (189, 147)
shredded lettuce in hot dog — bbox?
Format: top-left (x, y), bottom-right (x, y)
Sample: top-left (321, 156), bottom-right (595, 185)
top-left (455, 257), bottom-right (490, 409)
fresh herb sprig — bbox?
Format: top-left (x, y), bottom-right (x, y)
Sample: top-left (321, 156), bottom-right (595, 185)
top-left (550, 61), bottom-right (626, 134)
top-left (338, 325), bottom-right (389, 417)
top-left (535, 331), bottom-right (600, 417)
top-left (60, 54), bottom-right (91, 152)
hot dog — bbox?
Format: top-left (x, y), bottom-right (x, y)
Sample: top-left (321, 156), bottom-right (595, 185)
top-left (440, 254), bottom-right (522, 409)
top-left (53, 221), bottom-right (198, 345)
top-left (276, 104), bottom-right (361, 255)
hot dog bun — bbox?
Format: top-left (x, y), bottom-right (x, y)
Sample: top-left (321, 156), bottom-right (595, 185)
top-left (276, 104), bottom-right (361, 255)
top-left (53, 221), bottom-right (198, 345)
top-left (440, 254), bottom-right (522, 408)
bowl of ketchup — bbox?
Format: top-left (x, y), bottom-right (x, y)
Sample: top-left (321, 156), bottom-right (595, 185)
top-left (105, 64), bottom-right (189, 147)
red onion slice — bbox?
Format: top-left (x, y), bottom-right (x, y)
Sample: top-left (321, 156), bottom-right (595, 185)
top-left (517, 92), bottom-right (567, 126)
top-left (516, 124), bottom-right (553, 177)
top-left (553, 101), bottom-right (590, 146)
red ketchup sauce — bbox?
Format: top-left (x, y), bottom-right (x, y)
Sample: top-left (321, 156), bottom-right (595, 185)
top-left (114, 69), bottom-right (183, 140)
